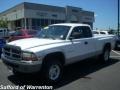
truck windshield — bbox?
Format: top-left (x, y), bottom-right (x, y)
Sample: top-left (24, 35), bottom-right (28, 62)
top-left (36, 25), bottom-right (70, 40)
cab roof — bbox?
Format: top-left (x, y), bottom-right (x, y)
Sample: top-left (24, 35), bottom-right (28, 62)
top-left (51, 23), bottom-right (91, 27)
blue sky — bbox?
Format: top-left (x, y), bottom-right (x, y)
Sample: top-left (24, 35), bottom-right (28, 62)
top-left (0, 0), bottom-right (119, 30)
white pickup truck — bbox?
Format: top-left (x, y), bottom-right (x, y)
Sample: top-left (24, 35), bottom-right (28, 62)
top-left (1, 23), bottom-right (115, 82)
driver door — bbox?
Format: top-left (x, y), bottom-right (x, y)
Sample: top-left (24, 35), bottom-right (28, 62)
top-left (65, 26), bottom-right (95, 64)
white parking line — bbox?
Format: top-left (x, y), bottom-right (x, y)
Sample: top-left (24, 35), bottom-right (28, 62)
top-left (110, 56), bottom-right (120, 57)
top-left (112, 50), bottom-right (120, 56)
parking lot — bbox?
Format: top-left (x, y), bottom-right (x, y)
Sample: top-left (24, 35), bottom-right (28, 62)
top-left (0, 50), bottom-right (120, 90)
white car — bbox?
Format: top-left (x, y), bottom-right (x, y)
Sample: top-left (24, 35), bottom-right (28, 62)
top-left (1, 23), bottom-right (116, 82)
top-left (93, 30), bottom-right (111, 35)
top-left (0, 28), bottom-right (10, 38)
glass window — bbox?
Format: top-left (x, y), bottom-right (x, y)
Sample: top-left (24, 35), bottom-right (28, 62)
top-left (52, 14), bottom-right (58, 18)
top-left (100, 32), bottom-right (106, 34)
top-left (82, 26), bottom-right (92, 37)
top-left (70, 26), bottom-right (92, 39)
top-left (0, 30), bottom-right (3, 32)
top-left (32, 19), bottom-right (36, 27)
top-left (70, 27), bottom-right (84, 39)
top-left (44, 19), bottom-right (48, 26)
top-left (37, 19), bottom-right (40, 26)
top-left (51, 20), bottom-right (55, 24)
top-left (36, 25), bottom-right (71, 40)
top-left (40, 19), bottom-right (45, 26)
top-left (72, 9), bottom-right (78, 13)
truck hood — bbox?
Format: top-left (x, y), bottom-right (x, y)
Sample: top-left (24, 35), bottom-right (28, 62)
top-left (8, 38), bottom-right (63, 50)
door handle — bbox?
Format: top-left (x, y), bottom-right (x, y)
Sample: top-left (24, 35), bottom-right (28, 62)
top-left (84, 41), bottom-right (88, 45)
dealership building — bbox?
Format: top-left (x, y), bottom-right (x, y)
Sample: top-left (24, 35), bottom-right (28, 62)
top-left (0, 2), bottom-right (94, 30)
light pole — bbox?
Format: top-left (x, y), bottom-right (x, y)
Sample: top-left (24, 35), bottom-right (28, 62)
top-left (118, 0), bottom-right (120, 36)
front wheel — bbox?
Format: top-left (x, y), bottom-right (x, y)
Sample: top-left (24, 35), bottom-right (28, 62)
top-left (42, 60), bottom-right (63, 83)
top-left (13, 69), bottom-right (24, 76)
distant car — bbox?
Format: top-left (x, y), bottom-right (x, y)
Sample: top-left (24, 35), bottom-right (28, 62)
top-left (115, 36), bottom-right (120, 49)
top-left (99, 31), bottom-right (110, 35)
top-left (93, 30), bottom-right (118, 50)
top-left (0, 38), bottom-right (6, 57)
top-left (93, 30), bottom-right (111, 35)
top-left (8, 29), bottom-right (37, 42)
top-left (93, 30), bottom-right (100, 35)
top-left (0, 28), bottom-right (10, 38)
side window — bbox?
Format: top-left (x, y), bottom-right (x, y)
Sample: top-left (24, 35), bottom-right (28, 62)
top-left (100, 32), bottom-right (106, 34)
top-left (0, 30), bottom-right (2, 33)
top-left (82, 26), bottom-right (92, 38)
top-left (70, 27), bottom-right (84, 39)
top-left (70, 26), bottom-right (92, 39)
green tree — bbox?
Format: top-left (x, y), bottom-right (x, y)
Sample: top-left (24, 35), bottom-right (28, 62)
top-left (0, 19), bottom-right (8, 28)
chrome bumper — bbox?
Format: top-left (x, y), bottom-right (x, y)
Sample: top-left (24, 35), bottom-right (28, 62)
top-left (1, 54), bottom-right (42, 73)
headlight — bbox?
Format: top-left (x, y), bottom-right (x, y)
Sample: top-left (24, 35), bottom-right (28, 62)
top-left (22, 51), bottom-right (38, 61)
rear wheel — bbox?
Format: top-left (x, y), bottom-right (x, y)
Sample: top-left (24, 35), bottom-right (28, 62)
top-left (114, 41), bottom-right (120, 50)
top-left (99, 46), bottom-right (111, 62)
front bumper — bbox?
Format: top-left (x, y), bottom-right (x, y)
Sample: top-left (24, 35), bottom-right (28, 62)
top-left (1, 54), bottom-right (43, 73)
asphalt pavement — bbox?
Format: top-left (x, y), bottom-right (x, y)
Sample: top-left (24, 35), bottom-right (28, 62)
top-left (0, 50), bottom-right (120, 90)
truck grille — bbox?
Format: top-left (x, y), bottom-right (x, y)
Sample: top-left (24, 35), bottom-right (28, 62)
top-left (3, 45), bottom-right (22, 60)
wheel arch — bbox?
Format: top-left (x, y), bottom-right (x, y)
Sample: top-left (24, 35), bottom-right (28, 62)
top-left (42, 51), bottom-right (66, 66)
top-left (103, 43), bottom-right (111, 51)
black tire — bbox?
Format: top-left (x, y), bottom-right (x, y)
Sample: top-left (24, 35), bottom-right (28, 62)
top-left (99, 46), bottom-right (111, 63)
top-left (42, 59), bottom-right (63, 83)
top-left (13, 69), bottom-right (24, 76)
top-left (114, 42), bottom-right (118, 50)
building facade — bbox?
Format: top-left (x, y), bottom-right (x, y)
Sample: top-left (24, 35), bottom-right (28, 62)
top-left (0, 2), bottom-right (94, 30)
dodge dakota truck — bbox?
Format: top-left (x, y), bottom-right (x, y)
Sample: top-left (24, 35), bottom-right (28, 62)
top-left (1, 23), bottom-right (115, 82)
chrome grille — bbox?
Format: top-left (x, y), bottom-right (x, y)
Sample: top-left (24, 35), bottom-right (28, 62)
top-left (3, 45), bottom-right (22, 60)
